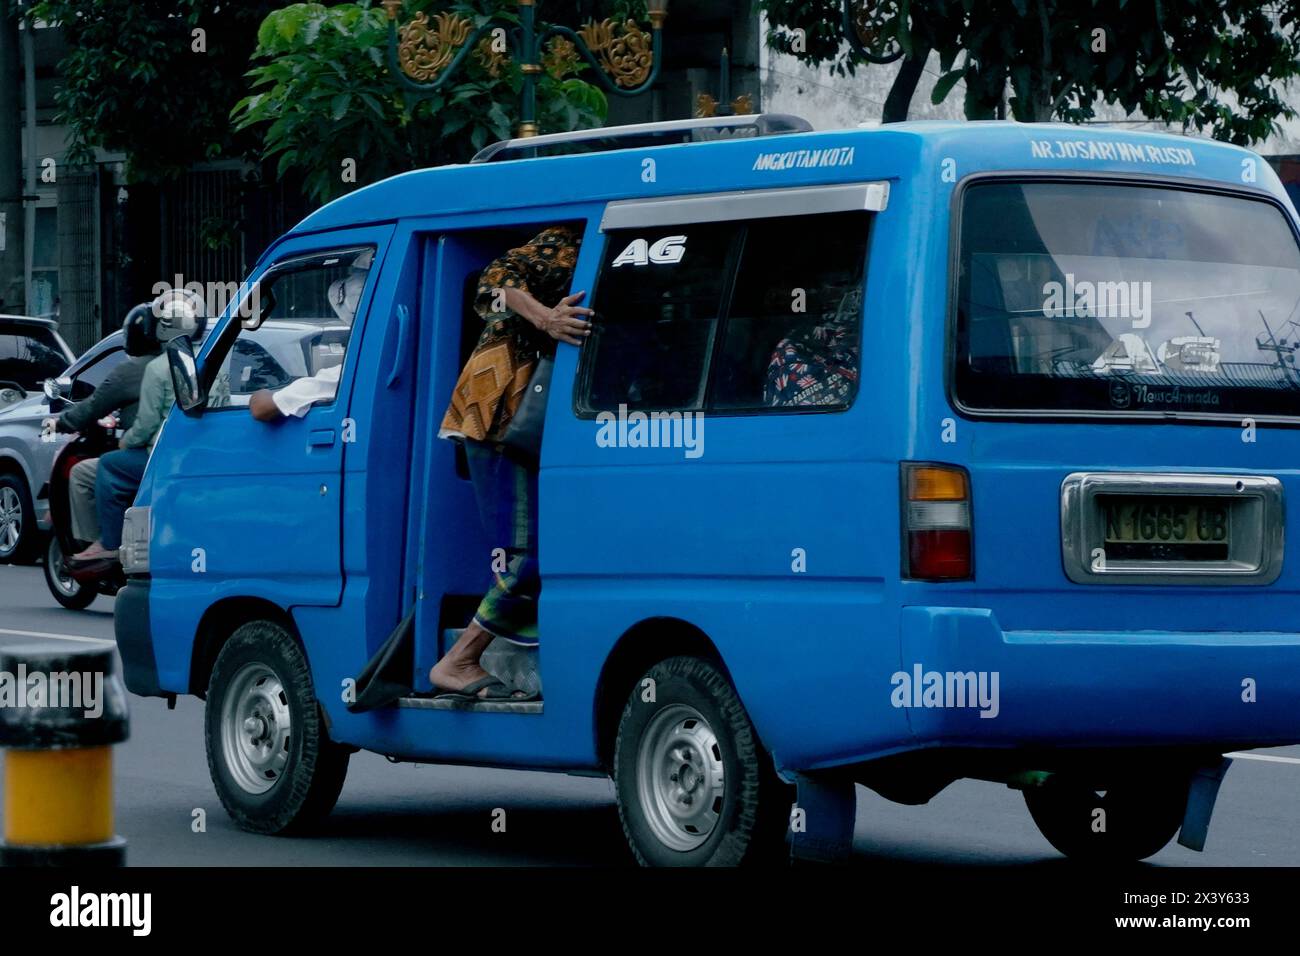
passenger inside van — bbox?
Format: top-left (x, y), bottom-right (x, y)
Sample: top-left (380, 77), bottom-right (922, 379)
top-left (763, 286), bottom-right (863, 407)
top-left (429, 223), bottom-right (589, 702)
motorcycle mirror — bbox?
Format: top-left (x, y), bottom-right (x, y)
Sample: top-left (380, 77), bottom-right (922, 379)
top-left (44, 376), bottom-right (73, 410)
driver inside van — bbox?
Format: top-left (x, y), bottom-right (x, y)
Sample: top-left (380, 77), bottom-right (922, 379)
top-left (247, 249), bottom-right (370, 421)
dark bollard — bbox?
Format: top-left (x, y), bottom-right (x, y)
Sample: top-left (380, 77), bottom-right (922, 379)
top-left (0, 643), bottom-right (130, 866)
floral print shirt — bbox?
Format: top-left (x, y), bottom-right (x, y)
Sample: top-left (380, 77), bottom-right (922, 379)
top-left (440, 224), bottom-right (581, 442)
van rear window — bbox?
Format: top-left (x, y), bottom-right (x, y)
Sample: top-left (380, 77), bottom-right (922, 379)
top-left (953, 181), bottom-right (1300, 419)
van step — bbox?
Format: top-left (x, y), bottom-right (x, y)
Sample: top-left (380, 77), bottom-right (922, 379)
top-left (396, 696), bottom-right (542, 714)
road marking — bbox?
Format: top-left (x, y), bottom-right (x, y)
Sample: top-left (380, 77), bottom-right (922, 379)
top-left (1227, 752), bottom-right (1300, 766)
top-left (0, 627), bottom-right (114, 647)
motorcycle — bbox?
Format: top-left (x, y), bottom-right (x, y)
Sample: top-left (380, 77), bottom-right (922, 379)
top-left (42, 415), bottom-right (126, 609)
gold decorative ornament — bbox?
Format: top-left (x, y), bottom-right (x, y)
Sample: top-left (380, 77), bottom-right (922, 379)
top-left (577, 18), bottom-right (654, 89)
top-left (646, 0), bottom-right (670, 29)
top-left (695, 92), bottom-right (754, 118)
top-left (396, 11), bottom-right (473, 83)
top-left (542, 36), bottom-right (580, 79)
top-left (473, 35), bottom-right (510, 78)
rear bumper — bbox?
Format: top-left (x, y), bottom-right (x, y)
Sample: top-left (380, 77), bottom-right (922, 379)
top-left (114, 579), bottom-right (164, 698)
top-left (898, 606), bottom-right (1300, 750)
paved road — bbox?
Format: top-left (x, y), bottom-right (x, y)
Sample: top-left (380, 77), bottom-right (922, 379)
top-left (1, 564), bottom-right (1298, 866)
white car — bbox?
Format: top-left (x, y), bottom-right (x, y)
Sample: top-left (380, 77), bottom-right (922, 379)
top-left (0, 319), bottom-right (116, 563)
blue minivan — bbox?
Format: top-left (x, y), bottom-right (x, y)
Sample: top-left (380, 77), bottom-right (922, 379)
top-left (115, 116), bottom-right (1300, 865)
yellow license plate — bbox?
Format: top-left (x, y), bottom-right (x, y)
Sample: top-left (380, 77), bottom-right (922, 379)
top-left (1102, 496), bottom-right (1229, 545)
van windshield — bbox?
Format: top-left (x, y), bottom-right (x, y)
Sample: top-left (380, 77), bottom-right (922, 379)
top-left (954, 181), bottom-right (1300, 418)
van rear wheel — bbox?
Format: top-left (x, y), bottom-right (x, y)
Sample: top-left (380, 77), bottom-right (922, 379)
top-left (1023, 773), bottom-right (1188, 862)
top-left (613, 656), bottom-right (793, 866)
top-left (204, 621), bottom-right (350, 834)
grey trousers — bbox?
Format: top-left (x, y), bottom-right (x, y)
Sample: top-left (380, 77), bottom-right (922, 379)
top-left (70, 458), bottom-right (99, 543)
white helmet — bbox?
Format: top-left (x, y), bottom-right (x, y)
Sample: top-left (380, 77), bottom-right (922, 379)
top-left (151, 287), bottom-right (208, 342)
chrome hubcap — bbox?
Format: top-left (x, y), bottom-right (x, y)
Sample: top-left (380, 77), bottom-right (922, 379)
top-left (0, 487), bottom-right (21, 553)
top-left (220, 663), bottom-right (292, 795)
top-left (636, 704), bottom-right (725, 851)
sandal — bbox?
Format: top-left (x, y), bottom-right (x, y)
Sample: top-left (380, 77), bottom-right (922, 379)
top-left (434, 676), bottom-right (534, 702)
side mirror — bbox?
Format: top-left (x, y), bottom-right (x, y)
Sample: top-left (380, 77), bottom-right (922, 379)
top-left (167, 336), bottom-right (207, 413)
top-left (43, 376), bottom-right (71, 410)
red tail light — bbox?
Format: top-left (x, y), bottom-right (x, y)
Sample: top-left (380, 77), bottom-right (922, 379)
top-left (902, 463), bottom-right (972, 580)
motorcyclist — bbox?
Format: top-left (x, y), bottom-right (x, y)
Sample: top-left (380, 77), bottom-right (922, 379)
top-left (54, 303), bottom-right (158, 548)
top-left (70, 289), bottom-right (206, 565)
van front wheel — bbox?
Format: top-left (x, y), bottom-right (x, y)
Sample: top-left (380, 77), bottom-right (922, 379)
top-left (1023, 773), bottom-right (1188, 862)
top-left (204, 621), bottom-right (350, 834)
top-left (613, 656), bottom-right (793, 866)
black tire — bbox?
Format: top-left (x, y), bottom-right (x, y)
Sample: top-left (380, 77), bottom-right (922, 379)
top-left (1023, 773), bottom-right (1189, 862)
top-left (43, 535), bottom-right (97, 610)
top-left (204, 620), bottom-right (350, 835)
top-left (0, 472), bottom-right (40, 565)
top-left (613, 655), bottom-right (794, 866)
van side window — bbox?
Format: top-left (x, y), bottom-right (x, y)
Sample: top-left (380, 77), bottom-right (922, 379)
top-left (579, 211), bottom-right (871, 414)
top-left (585, 222), bottom-right (737, 412)
top-left (206, 247), bottom-right (373, 410)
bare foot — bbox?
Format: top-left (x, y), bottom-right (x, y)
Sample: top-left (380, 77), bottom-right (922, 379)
top-left (428, 621), bottom-right (500, 699)
top-left (428, 657), bottom-right (493, 696)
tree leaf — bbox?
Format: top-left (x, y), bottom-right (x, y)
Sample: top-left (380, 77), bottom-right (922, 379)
top-left (931, 68), bottom-right (965, 104)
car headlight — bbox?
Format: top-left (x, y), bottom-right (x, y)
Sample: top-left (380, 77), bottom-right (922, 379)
top-left (120, 506), bottom-right (151, 575)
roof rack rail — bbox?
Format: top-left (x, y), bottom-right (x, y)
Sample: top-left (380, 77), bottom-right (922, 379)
top-left (470, 113), bottom-right (814, 164)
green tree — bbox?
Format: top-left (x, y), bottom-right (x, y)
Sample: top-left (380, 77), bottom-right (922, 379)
top-left (758, 0), bottom-right (959, 124)
top-left (758, 0), bottom-right (1300, 144)
top-left (232, 1), bottom-right (613, 203)
top-left (26, 0), bottom-right (279, 181)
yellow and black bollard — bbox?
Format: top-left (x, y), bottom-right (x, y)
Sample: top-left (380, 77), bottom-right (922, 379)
top-left (0, 643), bottom-right (129, 866)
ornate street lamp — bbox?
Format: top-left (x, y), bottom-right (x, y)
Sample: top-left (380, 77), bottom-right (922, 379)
top-left (694, 48), bottom-right (754, 119)
top-left (841, 0), bottom-right (904, 64)
top-left (384, 0), bottom-right (669, 138)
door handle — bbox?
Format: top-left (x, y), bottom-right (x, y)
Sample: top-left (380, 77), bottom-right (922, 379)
top-left (309, 429), bottom-right (336, 447)
top-left (386, 303), bottom-right (411, 389)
